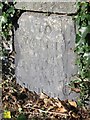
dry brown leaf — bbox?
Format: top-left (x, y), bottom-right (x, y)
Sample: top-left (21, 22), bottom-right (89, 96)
top-left (55, 101), bottom-right (62, 108)
top-left (40, 92), bottom-right (49, 99)
top-left (20, 87), bottom-right (27, 93)
top-left (57, 106), bottom-right (67, 113)
top-left (44, 98), bottom-right (50, 105)
top-left (71, 88), bottom-right (81, 93)
top-left (72, 112), bottom-right (80, 118)
top-left (44, 98), bottom-right (55, 108)
top-left (47, 106), bottom-right (57, 111)
top-left (68, 100), bottom-right (77, 108)
top-left (11, 95), bottom-right (17, 102)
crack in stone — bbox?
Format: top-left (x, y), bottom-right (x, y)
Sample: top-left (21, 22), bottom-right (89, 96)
top-left (16, 9), bottom-right (77, 16)
top-left (61, 19), bottom-right (68, 98)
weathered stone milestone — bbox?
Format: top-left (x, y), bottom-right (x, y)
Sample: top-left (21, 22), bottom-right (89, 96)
top-left (15, 3), bottom-right (77, 99)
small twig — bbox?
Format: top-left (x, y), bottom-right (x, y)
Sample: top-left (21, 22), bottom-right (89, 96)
top-left (23, 106), bottom-right (68, 117)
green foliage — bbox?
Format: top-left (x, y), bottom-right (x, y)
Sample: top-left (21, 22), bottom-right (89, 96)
top-left (1, 1), bottom-right (15, 40)
top-left (70, 2), bottom-right (90, 106)
top-left (17, 114), bottom-right (27, 120)
top-left (1, 1), bottom-right (15, 118)
top-left (0, 1), bottom-right (16, 80)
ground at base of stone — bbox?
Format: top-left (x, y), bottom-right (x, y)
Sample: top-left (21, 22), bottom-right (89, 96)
top-left (2, 78), bottom-right (90, 120)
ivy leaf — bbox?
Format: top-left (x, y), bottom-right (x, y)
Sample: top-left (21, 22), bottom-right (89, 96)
top-left (86, 14), bottom-right (90, 21)
top-left (0, 2), bottom-right (3, 9)
top-left (79, 27), bottom-right (87, 35)
top-left (7, 6), bottom-right (15, 16)
top-left (81, 26), bottom-right (90, 39)
top-left (76, 34), bottom-right (81, 43)
top-left (0, 16), bottom-right (7, 23)
top-left (17, 114), bottom-right (27, 120)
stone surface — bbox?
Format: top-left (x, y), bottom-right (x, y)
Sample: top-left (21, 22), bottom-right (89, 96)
top-left (15, 12), bottom-right (77, 100)
top-left (15, 0), bottom-right (87, 2)
top-left (15, 2), bottom-right (76, 14)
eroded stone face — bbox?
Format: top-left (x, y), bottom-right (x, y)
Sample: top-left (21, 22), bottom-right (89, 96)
top-left (15, 12), bottom-right (77, 99)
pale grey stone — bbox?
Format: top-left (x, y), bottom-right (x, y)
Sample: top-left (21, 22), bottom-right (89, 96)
top-left (15, 12), bottom-right (77, 100)
top-left (15, 2), bottom-right (76, 14)
top-left (16, 0), bottom-right (77, 2)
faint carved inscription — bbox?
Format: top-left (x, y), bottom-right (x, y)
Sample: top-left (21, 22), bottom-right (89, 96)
top-left (15, 13), bottom-right (77, 99)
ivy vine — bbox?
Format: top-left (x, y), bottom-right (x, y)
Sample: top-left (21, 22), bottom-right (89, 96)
top-left (0, 1), bottom-right (18, 80)
top-left (70, 2), bottom-right (90, 106)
